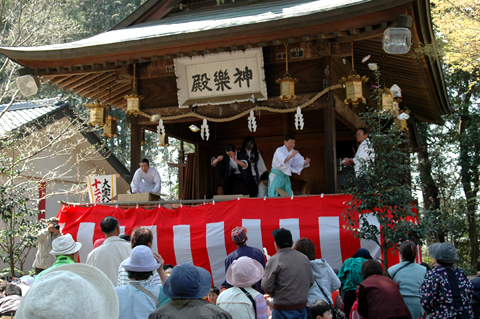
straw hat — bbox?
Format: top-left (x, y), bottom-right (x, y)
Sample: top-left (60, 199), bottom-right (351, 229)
top-left (226, 256), bottom-right (264, 288)
top-left (16, 264), bottom-right (118, 319)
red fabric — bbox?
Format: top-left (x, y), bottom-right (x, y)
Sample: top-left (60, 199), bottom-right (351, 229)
top-left (56, 195), bottom-right (417, 278)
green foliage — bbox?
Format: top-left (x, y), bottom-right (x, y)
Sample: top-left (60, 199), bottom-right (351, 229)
top-left (0, 183), bottom-right (43, 278)
top-left (343, 70), bottom-right (425, 272)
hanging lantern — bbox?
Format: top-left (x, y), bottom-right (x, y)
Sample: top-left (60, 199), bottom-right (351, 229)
top-left (86, 101), bottom-right (106, 127)
top-left (102, 115), bottom-right (118, 138)
top-left (338, 70), bottom-right (368, 106)
top-left (125, 93), bottom-right (142, 116)
top-left (395, 112), bottom-right (410, 131)
top-left (381, 89), bottom-right (394, 113)
top-left (338, 43), bottom-right (368, 107)
top-left (124, 63), bottom-right (144, 117)
top-left (276, 44), bottom-right (299, 102)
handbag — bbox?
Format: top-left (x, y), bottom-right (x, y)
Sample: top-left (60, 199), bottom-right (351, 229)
top-left (314, 279), bottom-right (347, 319)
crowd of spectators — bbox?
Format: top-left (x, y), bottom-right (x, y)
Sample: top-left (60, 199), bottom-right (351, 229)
top-left (3, 217), bottom-right (479, 319)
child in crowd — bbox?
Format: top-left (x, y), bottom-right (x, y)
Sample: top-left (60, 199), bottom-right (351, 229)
top-left (208, 287), bottom-right (220, 305)
top-left (310, 300), bottom-right (333, 319)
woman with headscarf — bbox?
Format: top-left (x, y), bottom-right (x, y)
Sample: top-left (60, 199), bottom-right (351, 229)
top-left (420, 242), bottom-right (474, 319)
top-left (239, 136), bottom-right (267, 185)
top-left (337, 248), bottom-right (372, 317)
top-left (388, 241), bottom-right (426, 319)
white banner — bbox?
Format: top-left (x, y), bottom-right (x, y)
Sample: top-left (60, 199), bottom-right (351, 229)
top-left (86, 174), bottom-right (117, 203)
top-left (174, 48), bottom-right (268, 108)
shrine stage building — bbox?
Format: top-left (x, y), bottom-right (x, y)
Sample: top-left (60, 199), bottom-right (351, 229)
top-left (0, 0), bottom-right (451, 199)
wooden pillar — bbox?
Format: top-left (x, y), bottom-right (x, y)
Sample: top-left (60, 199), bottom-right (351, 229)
top-left (130, 116), bottom-right (142, 177)
top-left (282, 114), bottom-right (290, 137)
top-left (324, 93), bottom-right (337, 194)
top-left (168, 141), bottom-right (186, 200)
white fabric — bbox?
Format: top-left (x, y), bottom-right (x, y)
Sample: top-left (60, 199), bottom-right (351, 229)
top-left (217, 286), bottom-right (260, 319)
top-left (130, 167), bottom-right (161, 194)
top-left (246, 149), bottom-right (267, 177)
top-left (271, 145), bottom-right (309, 176)
top-left (353, 138), bottom-right (374, 177)
top-left (307, 258), bottom-right (341, 307)
top-left (32, 228), bottom-right (62, 269)
top-left (257, 182), bottom-right (267, 197)
top-left (229, 156), bottom-right (241, 174)
top-left (115, 281), bottom-right (160, 319)
top-left (86, 236), bottom-right (132, 286)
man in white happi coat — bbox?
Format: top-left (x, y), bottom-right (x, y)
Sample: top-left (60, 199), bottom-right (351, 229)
top-left (268, 134), bottom-right (310, 197)
top-left (342, 127), bottom-right (374, 177)
top-left (130, 159), bottom-right (161, 194)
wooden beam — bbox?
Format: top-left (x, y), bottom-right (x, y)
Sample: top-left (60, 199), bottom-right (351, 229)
top-left (56, 74), bottom-right (90, 89)
top-left (331, 42), bottom-right (351, 57)
top-left (48, 76), bottom-right (70, 85)
top-left (72, 72), bottom-right (113, 95)
top-left (66, 73), bottom-right (104, 92)
top-left (130, 116), bottom-right (142, 177)
top-left (324, 91), bottom-right (337, 194)
top-left (334, 96), bottom-right (366, 130)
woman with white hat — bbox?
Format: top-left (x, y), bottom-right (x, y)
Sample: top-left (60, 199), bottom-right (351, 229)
top-left (115, 245), bottom-right (170, 319)
top-left (420, 242), bottom-right (474, 319)
top-left (216, 256), bottom-right (268, 319)
top-left (33, 233), bottom-right (82, 283)
top-left (15, 263), bottom-right (119, 319)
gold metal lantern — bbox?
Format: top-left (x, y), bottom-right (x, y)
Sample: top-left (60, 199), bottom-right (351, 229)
top-left (276, 44), bottom-right (299, 102)
top-left (338, 43), bottom-right (368, 107)
top-left (339, 71), bottom-right (369, 106)
top-left (102, 115), bottom-right (118, 138)
top-left (125, 93), bottom-right (142, 116)
top-left (86, 101), bottom-right (106, 127)
top-left (124, 63), bottom-right (144, 117)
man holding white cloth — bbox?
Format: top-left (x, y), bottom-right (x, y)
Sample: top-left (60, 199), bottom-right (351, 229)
top-left (268, 134), bottom-right (310, 197)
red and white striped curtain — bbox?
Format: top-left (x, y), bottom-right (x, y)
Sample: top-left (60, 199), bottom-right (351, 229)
top-left (57, 195), bottom-right (397, 287)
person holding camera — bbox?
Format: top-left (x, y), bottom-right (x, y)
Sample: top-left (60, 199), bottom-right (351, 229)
top-left (32, 217), bottom-right (62, 275)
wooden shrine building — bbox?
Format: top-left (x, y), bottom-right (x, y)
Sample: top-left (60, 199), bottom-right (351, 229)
top-left (0, 0), bottom-right (451, 199)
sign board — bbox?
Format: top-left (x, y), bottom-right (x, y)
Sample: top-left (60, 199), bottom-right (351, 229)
top-left (87, 175), bottom-right (116, 203)
top-left (174, 48), bottom-right (268, 108)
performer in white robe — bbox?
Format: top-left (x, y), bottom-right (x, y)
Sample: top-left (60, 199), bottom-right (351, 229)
top-left (130, 159), bottom-right (162, 194)
top-left (268, 134), bottom-right (310, 197)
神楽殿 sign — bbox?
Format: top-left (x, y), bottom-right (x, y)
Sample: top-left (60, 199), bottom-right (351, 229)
top-left (174, 48), bottom-right (268, 108)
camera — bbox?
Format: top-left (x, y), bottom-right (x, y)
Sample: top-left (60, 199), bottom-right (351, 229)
top-left (53, 224), bottom-right (60, 230)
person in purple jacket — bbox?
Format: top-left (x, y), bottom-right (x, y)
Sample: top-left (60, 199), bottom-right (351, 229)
top-left (221, 227), bottom-right (266, 293)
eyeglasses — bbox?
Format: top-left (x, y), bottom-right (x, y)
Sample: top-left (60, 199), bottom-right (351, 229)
top-left (355, 133), bottom-right (364, 137)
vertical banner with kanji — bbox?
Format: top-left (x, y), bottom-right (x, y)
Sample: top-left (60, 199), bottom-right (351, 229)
top-left (87, 175), bottom-right (117, 203)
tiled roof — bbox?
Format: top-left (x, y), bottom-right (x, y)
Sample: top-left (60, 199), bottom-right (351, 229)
top-left (0, 98), bottom-right (66, 135)
top-left (0, 0), bottom-right (368, 52)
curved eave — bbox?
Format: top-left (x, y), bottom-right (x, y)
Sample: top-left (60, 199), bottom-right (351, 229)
top-left (413, 0), bottom-right (452, 116)
top-left (0, 0), bottom-right (412, 66)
